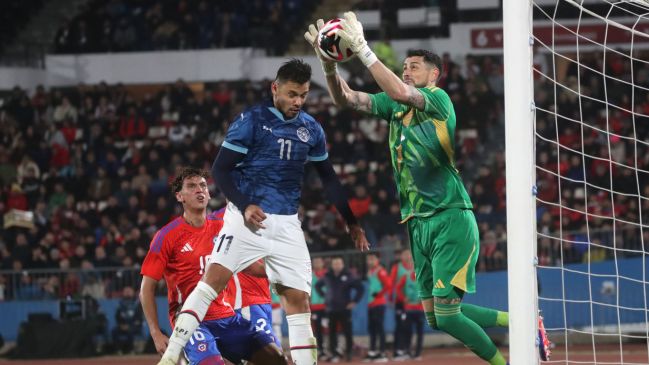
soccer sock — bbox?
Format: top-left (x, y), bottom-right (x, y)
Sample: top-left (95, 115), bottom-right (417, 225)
top-left (461, 303), bottom-right (508, 328)
top-left (272, 308), bottom-right (284, 346)
top-left (273, 322), bottom-right (283, 345)
top-left (164, 281), bottom-right (218, 360)
top-left (497, 311), bottom-right (509, 327)
top-left (286, 313), bottom-right (318, 365)
top-left (424, 311), bottom-right (438, 330)
top-left (435, 303), bottom-right (506, 365)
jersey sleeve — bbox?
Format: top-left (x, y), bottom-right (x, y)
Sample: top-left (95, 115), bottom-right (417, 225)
top-left (369, 92), bottom-right (398, 120)
top-left (307, 123), bottom-right (328, 162)
top-left (222, 112), bottom-right (254, 154)
top-left (140, 230), bottom-right (171, 281)
top-left (419, 87), bottom-right (453, 121)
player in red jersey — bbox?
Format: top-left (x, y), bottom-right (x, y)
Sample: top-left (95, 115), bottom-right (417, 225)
top-left (395, 266), bottom-right (424, 360)
top-left (140, 167), bottom-right (286, 365)
top-left (364, 252), bottom-right (391, 362)
top-left (226, 264), bottom-right (282, 348)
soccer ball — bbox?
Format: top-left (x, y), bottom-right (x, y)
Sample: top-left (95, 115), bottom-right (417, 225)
top-left (317, 18), bottom-right (355, 62)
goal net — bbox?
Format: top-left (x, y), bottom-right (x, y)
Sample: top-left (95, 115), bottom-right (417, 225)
top-left (505, 0), bottom-right (649, 363)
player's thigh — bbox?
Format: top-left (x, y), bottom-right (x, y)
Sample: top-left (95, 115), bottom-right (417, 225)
top-left (247, 304), bottom-right (281, 347)
top-left (211, 202), bottom-right (269, 273)
top-left (183, 324), bottom-right (220, 365)
top-left (209, 313), bottom-right (276, 363)
top-left (265, 216), bottom-right (312, 295)
top-left (408, 219), bottom-right (435, 300)
top-left (430, 209), bottom-right (479, 297)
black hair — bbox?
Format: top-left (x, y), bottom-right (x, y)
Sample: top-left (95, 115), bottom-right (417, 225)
top-left (406, 49), bottom-right (443, 74)
top-left (275, 58), bottom-right (312, 84)
top-left (171, 167), bottom-right (210, 193)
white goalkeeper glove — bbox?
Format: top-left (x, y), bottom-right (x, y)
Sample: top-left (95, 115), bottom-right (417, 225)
top-left (338, 11), bottom-right (378, 68)
top-left (304, 19), bottom-right (337, 76)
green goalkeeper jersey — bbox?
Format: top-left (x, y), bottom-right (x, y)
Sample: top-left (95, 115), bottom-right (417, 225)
top-left (369, 86), bottom-right (473, 220)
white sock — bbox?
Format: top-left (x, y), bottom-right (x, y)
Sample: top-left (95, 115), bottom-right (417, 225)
top-left (273, 323), bottom-right (283, 344)
top-left (286, 313), bottom-right (317, 365)
top-left (272, 308), bottom-right (284, 345)
top-left (163, 281), bottom-right (218, 360)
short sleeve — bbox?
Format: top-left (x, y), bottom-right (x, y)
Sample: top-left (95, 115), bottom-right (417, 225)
top-left (140, 230), bottom-right (170, 281)
top-left (307, 123), bottom-right (328, 162)
top-left (419, 87), bottom-right (453, 121)
top-left (223, 112), bottom-right (254, 154)
top-left (369, 92), bottom-right (398, 120)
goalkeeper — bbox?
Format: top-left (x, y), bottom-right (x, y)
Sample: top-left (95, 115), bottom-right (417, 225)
top-left (305, 12), bottom-right (550, 364)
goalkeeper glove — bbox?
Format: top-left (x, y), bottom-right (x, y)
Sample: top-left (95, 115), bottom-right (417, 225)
top-left (337, 11), bottom-right (378, 68)
top-left (304, 19), bottom-right (337, 76)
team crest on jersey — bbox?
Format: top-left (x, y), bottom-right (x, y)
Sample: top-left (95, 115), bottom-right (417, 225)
top-left (297, 127), bottom-right (310, 142)
top-left (198, 343), bottom-right (207, 352)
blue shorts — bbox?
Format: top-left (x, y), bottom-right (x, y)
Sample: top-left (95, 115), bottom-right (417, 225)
top-left (184, 313), bottom-right (275, 365)
top-left (237, 304), bottom-right (281, 347)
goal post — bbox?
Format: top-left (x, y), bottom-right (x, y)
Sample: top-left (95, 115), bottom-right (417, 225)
top-left (505, 0), bottom-right (649, 363)
top-left (503, 0), bottom-right (539, 364)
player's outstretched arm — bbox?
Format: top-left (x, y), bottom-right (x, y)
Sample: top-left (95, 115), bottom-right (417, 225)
top-left (337, 11), bottom-right (427, 111)
top-left (304, 19), bottom-right (373, 114)
top-left (312, 158), bottom-right (370, 251)
top-left (140, 276), bottom-right (169, 356)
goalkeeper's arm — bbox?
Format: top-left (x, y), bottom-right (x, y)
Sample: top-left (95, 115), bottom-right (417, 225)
top-left (325, 73), bottom-right (373, 114)
top-left (338, 11), bottom-right (427, 111)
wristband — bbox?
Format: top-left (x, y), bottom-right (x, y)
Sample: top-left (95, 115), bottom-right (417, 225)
top-left (357, 43), bottom-right (378, 67)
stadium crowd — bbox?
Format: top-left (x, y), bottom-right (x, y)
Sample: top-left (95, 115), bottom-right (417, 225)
top-left (53, 0), bottom-right (312, 55)
top-left (534, 49), bottom-right (649, 267)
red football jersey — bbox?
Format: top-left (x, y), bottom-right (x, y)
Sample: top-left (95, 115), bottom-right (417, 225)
top-left (226, 271), bottom-right (271, 309)
top-left (141, 209), bottom-right (233, 324)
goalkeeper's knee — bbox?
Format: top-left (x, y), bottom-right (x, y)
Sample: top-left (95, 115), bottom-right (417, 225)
top-left (425, 311), bottom-right (438, 330)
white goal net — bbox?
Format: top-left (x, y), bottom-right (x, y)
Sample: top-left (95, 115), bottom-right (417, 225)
top-left (529, 0), bottom-right (649, 363)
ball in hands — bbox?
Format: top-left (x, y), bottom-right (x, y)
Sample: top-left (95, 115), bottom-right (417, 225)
top-left (317, 18), bottom-right (355, 62)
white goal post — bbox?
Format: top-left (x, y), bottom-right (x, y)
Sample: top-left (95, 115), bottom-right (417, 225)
top-left (503, 0), bottom-right (538, 363)
top-left (505, 0), bottom-right (649, 364)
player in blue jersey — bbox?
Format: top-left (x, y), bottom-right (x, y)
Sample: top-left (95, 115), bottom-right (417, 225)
top-left (159, 59), bottom-right (370, 365)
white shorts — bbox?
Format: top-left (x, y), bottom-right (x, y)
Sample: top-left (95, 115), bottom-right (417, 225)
top-left (211, 202), bottom-right (312, 295)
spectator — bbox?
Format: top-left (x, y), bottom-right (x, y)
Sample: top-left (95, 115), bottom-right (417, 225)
top-left (15, 273), bottom-right (43, 300)
top-left (364, 252), bottom-right (390, 362)
top-left (316, 256), bottom-right (364, 362)
top-left (310, 256), bottom-right (328, 359)
top-left (395, 266), bottom-right (424, 360)
top-left (389, 250), bottom-right (412, 359)
top-left (112, 286), bottom-right (143, 354)
top-left (53, 96), bottom-right (78, 124)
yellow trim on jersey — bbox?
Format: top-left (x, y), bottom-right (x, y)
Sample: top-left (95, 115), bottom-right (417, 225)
top-left (450, 243), bottom-right (477, 292)
top-left (402, 108), bottom-right (414, 127)
top-left (433, 119), bottom-right (455, 165)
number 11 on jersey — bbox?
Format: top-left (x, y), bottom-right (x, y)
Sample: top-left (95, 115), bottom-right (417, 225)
top-left (277, 138), bottom-right (292, 160)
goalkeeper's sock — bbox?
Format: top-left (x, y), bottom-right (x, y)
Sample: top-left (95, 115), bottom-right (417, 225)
top-left (461, 303), bottom-right (509, 328)
top-left (164, 281), bottom-right (218, 360)
top-left (435, 303), bottom-right (506, 365)
top-left (424, 311), bottom-right (438, 330)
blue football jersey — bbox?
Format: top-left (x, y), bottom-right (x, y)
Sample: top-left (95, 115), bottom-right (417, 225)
top-left (221, 102), bottom-right (328, 215)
